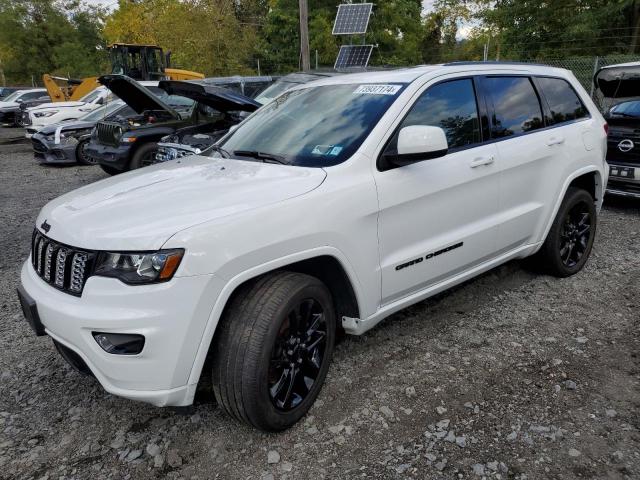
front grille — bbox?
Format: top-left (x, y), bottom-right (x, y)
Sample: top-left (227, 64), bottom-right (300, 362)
top-left (31, 230), bottom-right (95, 296)
top-left (32, 138), bottom-right (48, 153)
top-left (96, 122), bottom-right (121, 146)
top-left (607, 127), bottom-right (640, 165)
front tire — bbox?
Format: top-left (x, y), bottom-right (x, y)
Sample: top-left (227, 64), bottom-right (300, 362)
top-left (75, 138), bottom-right (96, 165)
top-left (129, 142), bottom-right (158, 170)
top-left (212, 272), bottom-right (336, 431)
top-left (535, 187), bottom-right (597, 277)
top-left (99, 164), bottom-right (121, 175)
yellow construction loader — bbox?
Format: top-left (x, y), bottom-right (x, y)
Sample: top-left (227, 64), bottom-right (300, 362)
top-left (44, 43), bottom-right (204, 102)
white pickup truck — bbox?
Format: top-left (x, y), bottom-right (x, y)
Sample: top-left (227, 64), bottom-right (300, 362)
top-left (18, 63), bottom-right (607, 431)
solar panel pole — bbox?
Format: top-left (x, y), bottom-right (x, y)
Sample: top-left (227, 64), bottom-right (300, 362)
top-left (299, 0), bottom-right (311, 71)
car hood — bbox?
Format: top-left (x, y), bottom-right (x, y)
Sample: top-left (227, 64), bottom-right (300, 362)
top-left (0, 101), bottom-right (19, 110)
top-left (36, 156), bottom-right (326, 251)
top-left (595, 62), bottom-right (640, 98)
top-left (28, 101), bottom-right (86, 111)
top-left (99, 74), bottom-right (179, 117)
top-left (158, 80), bottom-right (262, 112)
top-left (36, 120), bottom-right (96, 136)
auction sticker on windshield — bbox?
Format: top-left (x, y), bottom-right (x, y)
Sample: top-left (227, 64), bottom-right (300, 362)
top-left (353, 84), bottom-right (402, 95)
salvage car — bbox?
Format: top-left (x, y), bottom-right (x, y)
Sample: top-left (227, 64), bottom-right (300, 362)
top-left (18, 63), bottom-right (607, 432)
top-left (155, 72), bottom-right (340, 163)
top-left (88, 75), bottom-right (237, 174)
top-left (594, 61), bottom-right (640, 197)
top-left (0, 89), bottom-right (49, 126)
top-left (30, 101), bottom-right (134, 165)
top-left (21, 86), bottom-right (117, 136)
top-left (154, 82), bottom-right (261, 162)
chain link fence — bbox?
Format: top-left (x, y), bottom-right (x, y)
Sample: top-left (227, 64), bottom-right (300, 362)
top-left (536, 55), bottom-right (640, 110)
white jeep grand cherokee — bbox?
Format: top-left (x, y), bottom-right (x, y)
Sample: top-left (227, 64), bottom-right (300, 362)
top-left (18, 63), bottom-right (608, 431)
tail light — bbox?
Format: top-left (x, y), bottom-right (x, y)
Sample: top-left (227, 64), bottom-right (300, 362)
top-left (603, 123), bottom-right (609, 136)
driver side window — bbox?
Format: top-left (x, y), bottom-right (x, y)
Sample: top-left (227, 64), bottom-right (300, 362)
top-left (383, 79), bottom-right (482, 159)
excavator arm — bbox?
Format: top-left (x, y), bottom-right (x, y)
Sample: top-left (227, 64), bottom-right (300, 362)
top-left (42, 74), bottom-right (99, 102)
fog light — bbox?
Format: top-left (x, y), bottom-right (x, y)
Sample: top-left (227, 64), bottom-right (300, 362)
top-left (92, 332), bottom-right (145, 355)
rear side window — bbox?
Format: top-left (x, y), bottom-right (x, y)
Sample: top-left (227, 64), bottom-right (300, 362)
top-left (386, 78), bottom-right (481, 153)
top-left (537, 77), bottom-right (589, 124)
top-left (484, 77), bottom-right (544, 138)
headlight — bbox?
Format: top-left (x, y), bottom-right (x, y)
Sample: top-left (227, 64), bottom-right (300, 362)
top-left (94, 249), bottom-right (184, 284)
top-left (34, 111), bottom-right (58, 118)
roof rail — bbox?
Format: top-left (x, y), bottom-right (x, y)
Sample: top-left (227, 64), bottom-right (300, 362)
top-left (442, 61), bottom-right (551, 67)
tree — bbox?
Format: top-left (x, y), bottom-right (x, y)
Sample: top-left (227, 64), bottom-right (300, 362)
top-left (104, 0), bottom-right (258, 76)
top-left (0, 0), bottom-right (106, 85)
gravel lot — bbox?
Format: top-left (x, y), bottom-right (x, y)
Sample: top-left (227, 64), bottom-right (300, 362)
top-left (1, 126), bottom-right (639, 480)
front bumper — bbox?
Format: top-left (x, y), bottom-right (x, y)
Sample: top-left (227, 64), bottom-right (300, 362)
top-left (86, 141), bottom-right (132, 171)
top-left (606, 161), bottom-right (640, 198)
top-left (20, 260), bottom-right (224, 406)
top-left (0, 109), bottom-right (18, 125)
top-left (31, 134), bottom-right (77, 164)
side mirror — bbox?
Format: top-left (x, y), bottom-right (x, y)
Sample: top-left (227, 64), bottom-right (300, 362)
top-left (395, 125), bottom-right (448, 165)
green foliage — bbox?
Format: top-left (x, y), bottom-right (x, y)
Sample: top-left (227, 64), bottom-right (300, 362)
top-left (1, 0), bottom-right (639, 85)
top-left (0, 0), bottom-right (107, 85)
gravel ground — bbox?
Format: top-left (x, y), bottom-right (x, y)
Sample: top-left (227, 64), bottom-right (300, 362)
top-left (1, 126), bottom-right (639, 480)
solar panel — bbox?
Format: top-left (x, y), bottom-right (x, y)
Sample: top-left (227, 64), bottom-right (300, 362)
top-left (334, 45), bottom-right (374, 69)
top-left (332, 3), bottom-right (373, 35)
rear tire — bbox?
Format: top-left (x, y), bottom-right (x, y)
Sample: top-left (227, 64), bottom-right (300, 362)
top-left (129, 142), bottom-right (159, 170)
top-left (534, 187), bottom-right (597, 277)
top-left (211, 272), bottom-right (336, 431)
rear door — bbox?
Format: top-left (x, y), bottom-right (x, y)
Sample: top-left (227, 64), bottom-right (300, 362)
top-left (374, 77), bottom-right (501, 305)
top-left (479, 75), bottom-right (590, 250)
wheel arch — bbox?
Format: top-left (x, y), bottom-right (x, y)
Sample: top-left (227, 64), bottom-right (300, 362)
top-left (185, 247), bottom-right (364, 395)
top-left (538, 166), bottom-right (603, 252)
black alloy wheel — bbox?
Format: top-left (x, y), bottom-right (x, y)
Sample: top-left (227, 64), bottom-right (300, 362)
top-left (533, 186), bottom-right (597, 277)
top-left (559, 202), bottom-right (592, 268)
top-left (76, 139), bottom-right (97, 165)
top-left (268, 298), bottom-right (328, 411)
top-left (211, 272), bottom-right (336, 431)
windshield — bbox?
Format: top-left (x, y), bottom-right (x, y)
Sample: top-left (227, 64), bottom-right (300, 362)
top-left (214, 83), bottom-right (406, 167)
top-left (610, 100), bottom-right (640, 118)
top-left (2, 91), bottom-right (24, 102)
top-left (80, 88), bottom-right (104, 103)
top-left (254, 81), bottom-right (300, 105)
top-left (80, 101), bottom-right (125, 121)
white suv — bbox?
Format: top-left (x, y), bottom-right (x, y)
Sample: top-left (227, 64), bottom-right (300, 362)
top-left (22, 87), bottom-right (115, 137)
top-left (18, 63), bottom-right (608, 431)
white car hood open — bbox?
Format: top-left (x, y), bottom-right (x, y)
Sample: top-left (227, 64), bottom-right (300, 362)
top-left (36, 156), bottom-right (327, 251)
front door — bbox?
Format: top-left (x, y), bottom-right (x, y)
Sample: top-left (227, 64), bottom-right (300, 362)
top-left (374, 78), bottom-right (501, 305)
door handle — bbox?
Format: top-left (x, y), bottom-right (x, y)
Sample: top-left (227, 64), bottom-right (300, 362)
top-left (546, 136), bottom-right (565, 146)
top-left (469, 155), bottom-right (495, 168)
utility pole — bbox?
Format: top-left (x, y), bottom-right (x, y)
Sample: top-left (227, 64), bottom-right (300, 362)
top-left (299, 0), bottom-right (310, 71)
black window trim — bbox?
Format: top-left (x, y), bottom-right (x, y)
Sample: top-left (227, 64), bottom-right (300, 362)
top-left (533, 74), bottom-right (592, 129)
top-left (477, 74), bottom-right (593, 147)
top-left (478, 74), bottom-right (548, 142)
top-left (377, 75), bottom-right (485, 171)
top-left (376, 73), bottom-right (593, 171)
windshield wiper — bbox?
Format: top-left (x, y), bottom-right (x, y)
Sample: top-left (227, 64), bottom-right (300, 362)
top-left (233, 150), bottom-right (287, 164)
top-left (208, 144), bottom-right (231, 158)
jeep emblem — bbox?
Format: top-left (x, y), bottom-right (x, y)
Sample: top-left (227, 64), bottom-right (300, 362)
top-left (618, 139), bottom-right (635, 153)
top-left (41, 220), bottom-right (51, 233)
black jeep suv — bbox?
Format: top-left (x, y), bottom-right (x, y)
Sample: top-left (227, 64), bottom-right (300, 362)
top-left (87, 75), bottom-right (238, 175)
